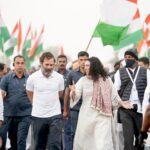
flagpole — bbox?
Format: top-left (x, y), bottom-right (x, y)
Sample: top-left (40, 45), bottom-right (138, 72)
top-left (85, 36), bottom-right (93, 51)
top-left (85, 19), bottom-right (100, 52)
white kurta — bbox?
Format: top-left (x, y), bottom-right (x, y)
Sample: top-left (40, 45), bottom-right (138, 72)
top-left (71, 76), bottom-right (121, 150)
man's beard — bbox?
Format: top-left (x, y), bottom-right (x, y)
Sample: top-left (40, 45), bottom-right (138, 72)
top-left (41, 67), bottom-right (52, 77)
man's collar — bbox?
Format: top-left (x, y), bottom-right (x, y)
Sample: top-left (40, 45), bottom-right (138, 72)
top-left (76, 68), bottom-right (85, 75)
top-left (57, 69), bottom-right (67, 74)
top-left (76, 68), bottom-right (80, 72)
top-left (128, 65), bottom-right (138, 72)
top-left (12, 72), bottom-right (26, 78)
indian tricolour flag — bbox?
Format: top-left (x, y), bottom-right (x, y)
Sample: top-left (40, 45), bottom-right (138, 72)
top-left (92, 0), bottom-right (137, 46)
top-left (113, 6), bottom-right (144, 50)
top-left (0, 12), bottom-right (10, 51)
top-left (17, 20), bottom-right (22, 52)
top-left (3, 22), bottom-right (18, 57)
top-left (0, 34), bottom-right (3, 50)
top-left (22, 24), bottom-right (32, 69)
top-left (28, 25), bottom-right (44, 58)
top-left (137, 14), bottom-right (150, 57)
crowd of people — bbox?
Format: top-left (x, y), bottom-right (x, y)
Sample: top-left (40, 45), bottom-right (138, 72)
top-left (0, 48), bottom-right (150, 150)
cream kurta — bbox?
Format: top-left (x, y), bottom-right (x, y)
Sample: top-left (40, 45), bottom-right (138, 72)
top-left (71, 76), bottom-right (121, 150)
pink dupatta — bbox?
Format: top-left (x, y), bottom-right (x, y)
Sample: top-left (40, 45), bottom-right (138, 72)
top-left (91, 77), bottom-right (112, 116)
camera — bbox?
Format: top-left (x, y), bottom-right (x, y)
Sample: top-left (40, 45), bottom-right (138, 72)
top-left (132, 104), bottom-right (138, 112)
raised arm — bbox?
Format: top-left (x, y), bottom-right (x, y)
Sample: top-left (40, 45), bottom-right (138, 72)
top-left (70, 78), bottom-right (83, 108)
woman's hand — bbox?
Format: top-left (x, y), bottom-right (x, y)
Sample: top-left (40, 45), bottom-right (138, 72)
top-left (119, 100), bottom-right (133, 109)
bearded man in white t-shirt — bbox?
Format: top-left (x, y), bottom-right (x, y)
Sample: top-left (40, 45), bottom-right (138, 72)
top-left (26, 52), bottom-right (64, 150)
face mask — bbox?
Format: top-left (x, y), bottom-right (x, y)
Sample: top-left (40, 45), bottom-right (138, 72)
top-left (125, 59), bottom-right (135, 68)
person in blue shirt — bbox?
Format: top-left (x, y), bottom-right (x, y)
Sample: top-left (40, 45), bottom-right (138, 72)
top-left (57, 54), bottom-right (70, 150)
top-left (0, 55), bottom-right (32, 150)
top-left (63, 51), bottom-right (89, 149)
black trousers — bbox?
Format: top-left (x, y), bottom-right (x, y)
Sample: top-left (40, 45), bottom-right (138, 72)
top-left (0, 116), bottom-right (31, 150)
top-left (0, 126), bottom-right (6, 149)
top-left (119, 108), bottom-right (142, 150)
top-left (32, 114), bottom-right (63, 150)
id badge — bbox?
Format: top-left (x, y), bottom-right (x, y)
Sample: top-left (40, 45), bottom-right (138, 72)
top-left (132, 90), bottom-right (139, 101)
top-left (132, 84), bottom-right (139, 101)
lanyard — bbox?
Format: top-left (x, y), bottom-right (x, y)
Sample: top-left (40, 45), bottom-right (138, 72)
top-left (126, 67), bottom-right (140, 84)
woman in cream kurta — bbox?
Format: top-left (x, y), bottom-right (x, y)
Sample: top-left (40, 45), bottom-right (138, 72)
top-left (70, 57), bottom-right (132, 150)
top-left (71, 76), bottom-right (120, 150)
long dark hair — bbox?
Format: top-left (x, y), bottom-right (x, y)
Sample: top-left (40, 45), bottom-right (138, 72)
top-left (88, 57), bottom-right (108, 81)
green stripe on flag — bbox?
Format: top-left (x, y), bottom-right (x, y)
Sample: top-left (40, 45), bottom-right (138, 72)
top-left (5, 47), bottom-right (14, 57)
top-left (92, 22), bottom-right (128, 46)
top-left (0, 36), bottom-right (3, 51)
top-left (35, 44), bottom-right (42, 55)
top-left (1, 26), bottom-right (10, 42)
top-left (3, 37), bottom-right (17, 57)
top-left (22, 40), bottom-right (32, 70)
top-left (113, 30), bottom-right (144, 51)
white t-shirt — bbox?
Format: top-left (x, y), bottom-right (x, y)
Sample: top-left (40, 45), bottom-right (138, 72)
top-left (26, 70), bottom-right (64, 118)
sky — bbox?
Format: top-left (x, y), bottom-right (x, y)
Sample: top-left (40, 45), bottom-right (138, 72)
top-left (0, 0), bottom-right (150, 63)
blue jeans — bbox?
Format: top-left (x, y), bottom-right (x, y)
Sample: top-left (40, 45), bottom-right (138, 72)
top-left (0, 116), bottom-right (31, 150)
top-left (70, 110), bottom-right (79, 150)
top-left (63, 116), bottom-right (71, 150)
top-left (0, 122), bottom-right (7, 150)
